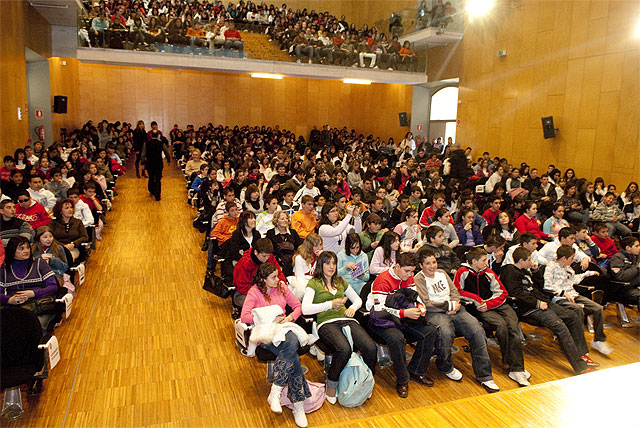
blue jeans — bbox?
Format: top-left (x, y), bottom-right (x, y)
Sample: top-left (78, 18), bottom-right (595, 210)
top-left (427, 307), bottom-right (493, 382)
top-left (263, 331), bottom-right (311, 403)
top-left (523, 302), bottom-right (588, 373)
top-left (368, 320), bottom-right (437, 385)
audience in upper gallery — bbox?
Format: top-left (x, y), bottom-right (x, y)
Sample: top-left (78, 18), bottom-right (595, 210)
top-left (81, 0), bottom-right (422, 72)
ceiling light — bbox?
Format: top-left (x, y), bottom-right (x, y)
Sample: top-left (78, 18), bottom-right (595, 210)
top-left (343, 78), bottom-right (371, 85)
top-left (466, 0), bottom-right (495, 18)
top-left (251, 73), bottom-right (283, 79)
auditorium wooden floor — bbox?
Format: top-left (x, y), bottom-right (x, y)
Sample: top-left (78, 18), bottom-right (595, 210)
top-left (8, 165), bottom-right (639, 428)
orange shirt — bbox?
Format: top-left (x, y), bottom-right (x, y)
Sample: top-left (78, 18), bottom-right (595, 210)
top-left (291, 210), bottom-right (317, 239)
top-left (210, 216), bottom-right (238, 243)
top-left (187, 28), bottom-right (205, 38)
top-left (399, 47), bottom-right (414, 56)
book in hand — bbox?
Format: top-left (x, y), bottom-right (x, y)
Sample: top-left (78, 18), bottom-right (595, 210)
top-left (350, 261), bottom-right (365, 279)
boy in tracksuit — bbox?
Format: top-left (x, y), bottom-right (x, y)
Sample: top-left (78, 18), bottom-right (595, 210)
top-left (609, 236), bottom-right (640, 307)
top-left (454, 247), bottom-right (529, 389)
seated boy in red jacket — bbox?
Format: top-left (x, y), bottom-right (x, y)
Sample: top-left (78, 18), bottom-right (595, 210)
top-left (233, 238), bottom-right (286, 308)
top-left (454, 247), bottom-right (528, 391)
top-left (590, 222), bottom-right (618, 259)
top-left (14, 190), bottom-right (51, 230)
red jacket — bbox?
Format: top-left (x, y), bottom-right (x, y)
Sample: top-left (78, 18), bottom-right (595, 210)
top-left (453, 264), bottom-right (507, 310)
top-left (15, 201), bottom-right (51, 230)
top-left (233, 249), bottom-right (286, 295)
top-left (591, 235), bottom-right (618, 258)
top-left (419, 204), bottom-right (453, 228)
top-left (482, 208), bottom-right (500, 225)
top-left (514, 214), bottom-right (548, 239)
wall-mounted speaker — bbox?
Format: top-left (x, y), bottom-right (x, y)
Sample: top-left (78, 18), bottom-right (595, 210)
top-left (399, 112), bottom-right (408, 127)
top-left (53, 95), bottom-right (67, 114)
top-left (541, 116), bottom-right (556, 139)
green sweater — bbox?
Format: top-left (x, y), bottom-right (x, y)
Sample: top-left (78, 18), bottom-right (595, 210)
top-left (307, 277), bottom-right (348, 325)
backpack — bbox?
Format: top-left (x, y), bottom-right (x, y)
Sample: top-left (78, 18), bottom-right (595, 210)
top-left (280, 381), bottom-right (325, 413)
top-left (337, 325), bottom-right (375, 407)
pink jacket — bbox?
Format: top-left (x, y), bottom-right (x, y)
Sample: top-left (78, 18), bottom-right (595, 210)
top-left (241, 284), bottom-right (302, 324)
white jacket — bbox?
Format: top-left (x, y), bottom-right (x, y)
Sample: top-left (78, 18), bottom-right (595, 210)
top-left (246, 305), bottom-right (309, 356)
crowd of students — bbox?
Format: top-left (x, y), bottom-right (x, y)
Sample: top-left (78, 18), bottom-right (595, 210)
top-left (81, 0), bottom-right (420, 71)
top-left (0, 121), bottom-right (130, 396)
top-left (169, 120), bottom-right (639, 426)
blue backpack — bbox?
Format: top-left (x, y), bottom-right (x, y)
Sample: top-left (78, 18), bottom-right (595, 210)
top-left (337, 325), bottom-right (375, 407)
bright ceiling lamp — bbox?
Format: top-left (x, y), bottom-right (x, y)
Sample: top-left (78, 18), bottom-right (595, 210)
top-left (251, 73), bottom-right (283, 79)
top-left (343, 78), bottom-right (371, 85)
top-left (466, 0), bottom-right (496, 18)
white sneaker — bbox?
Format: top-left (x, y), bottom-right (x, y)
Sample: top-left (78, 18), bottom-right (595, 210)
top-left (326, 394), bottom-right (336, 404)
top-left (316, 349), bottom-right (325, 362)
top-left (444, 367), bottom-right (463, 381)
top-left (267, 384), bottom-right (284, 414)
top-left (508, 371), bottom-right (530, 387)
top-left (296, 59), bottom-right (301, 63)
top-left (523, 369), bottom-right (531, 380)
top-left (590, 340), bottom-right (612, 356)
top-left (309, 345), bottom-right (317, 356)
top-left (480, 380), bottom-right (500, 393)
top-left (292, 401), bottom-right (308, 427)
top-left (308, 59), bottom-right (312, 64)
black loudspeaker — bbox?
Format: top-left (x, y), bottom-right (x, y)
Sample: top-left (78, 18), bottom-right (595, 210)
top-left (399, 112), bottom-right (409, 127)
top-left (53, 95), bottom-right (67, 114)
top-left (542, 116), bottom-right (556, 139)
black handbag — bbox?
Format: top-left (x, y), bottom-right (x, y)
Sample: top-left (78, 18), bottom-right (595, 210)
top-left (19, 295), bottom-right (57, 315)
top-left (202, 271), bottom-right (234, 299)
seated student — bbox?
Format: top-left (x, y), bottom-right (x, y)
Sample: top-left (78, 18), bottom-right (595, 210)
top-left (44, 168), bottom-right (70, 200)
top-left (542, 204), bottom-right (570, 238)
top-left (370, 231), bottom-right (400, 275)
top-left (414, 248), bottom-right (497, 387)
top-left (291, 233), bottom-right (323, 299)
top-left (3, 169), bottom-right (28, 201)
top-left (337, 233), bottom-right (370, 295)
top-left (212, 187), bottom-right (243, 226)
top-left (423, 225), bottom-right (462, 277)
top-left (538, 227), bottom-right (591, 271)
top-left (482, 196), bottom-right (502, 226)
top-left (240, 263), bottom-right (310, 428)
top-left (318, 202), bottom-right (362, 254)
top-left (590, 222), bottom-right (619, 262)
top-left (459, 193), bottom-right (489, 230)
top-left (503, 232), bottom-right (543, 266)
top-left (293, 174), bottom-right (320, 204)
top-left (390, 194), bottom-right (410, 225)
top-left (32, 226), bottom-right (70, 280)
top-left (256, 196), bottom-right (280, 237)
top-left (27, 175), bottom-right (56, 212)
top-left (291, 195), bottom-right (317, 239)
top-left (67, 188), bottom-right (93, 228)
top-left (501, 247), bottom-right (595, 374)
top-left (207, 202), bottom-right (239, 272)
top-left (49, 198), bottom-right (88, 261)
top-left (280, 189), bottom-right (299, 216)
top-left (15, 190), bottom-right (51, 231)
top-left (454, 248), bottom-right (526, 390)
top-left (482, 235), bottom-right (506, 275)
top-left (1, 155), bottom-right (16, 182)
top-left (543, 245), bottom-right (610, 357)
top-left (242, 184), bottom-right (264, 215)
top-left (0, 236), bottom-right (59, 332)
top-left (224, 210), bottom-right (260, 263)
top-left (483, 211), bottom-right (520, 248)
top-left (359, 213), bottom-right (385, 263)
top-left (366, 252), bottom-right (437, 397)
top-left (0, 199), bottom-right (34, 245)
top-left (190, 163), bottom-right (209, 194)
top-left (574, 224), bottom-right (603, 263)
top-left (430, 209), bottom-right (459, 248)
top-left (592, 192), bottom-right (632, 237)
top-left (361, 197), bottom-right (390, 229)
top-left (284, 169), bottom-right (304, 194)
top-left (418, 192), bottom-right (448, 228)
top-left (454, 209), bottom-right (485, 249)
top-left (393, 208), bottom-right (424, 253)
top-left (233, 238), bottom-right (287, 309)
top-left (609, 236), bottom-right (640, 304)
top-left (514, 201), bottom-right (549, 240)
top-left (302, 251), bottom-right (377, 404)
top-left (622, 192), bottom-right (640, 232)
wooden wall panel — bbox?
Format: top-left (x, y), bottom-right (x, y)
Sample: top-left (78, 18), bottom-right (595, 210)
top-left (49, 62), bottom-right (412, 143)
top-left (457, 0), bottom-right (640, 188)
